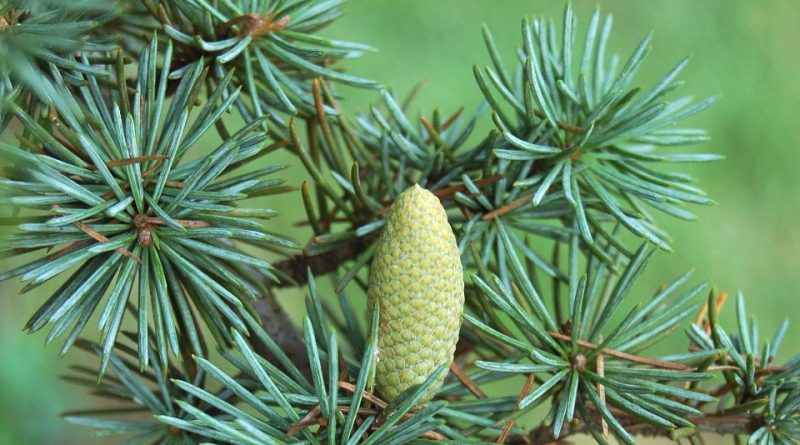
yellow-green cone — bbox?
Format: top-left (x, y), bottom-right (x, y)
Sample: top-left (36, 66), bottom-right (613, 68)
top-left (368, 184), bottom-right (464, 404)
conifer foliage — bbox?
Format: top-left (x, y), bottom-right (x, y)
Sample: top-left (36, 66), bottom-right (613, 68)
top-left (0, 1), bottom-right (797, 444)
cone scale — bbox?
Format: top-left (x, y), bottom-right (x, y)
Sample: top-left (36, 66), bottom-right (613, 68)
top-left (368, 184), bottom-right (465, 404)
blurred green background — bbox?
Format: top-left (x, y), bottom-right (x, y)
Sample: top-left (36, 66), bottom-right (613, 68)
top-left (1, 1), bottom-right (799, 444)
